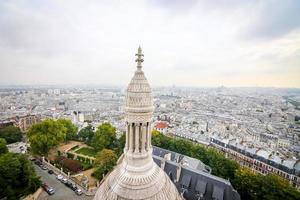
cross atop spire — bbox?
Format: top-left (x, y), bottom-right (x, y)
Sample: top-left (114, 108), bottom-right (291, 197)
top-left (135, 46), bottom-right (144, 70)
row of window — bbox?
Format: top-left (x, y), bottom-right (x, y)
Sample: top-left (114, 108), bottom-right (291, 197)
top-left (211, 143), bottom-right (300, 187)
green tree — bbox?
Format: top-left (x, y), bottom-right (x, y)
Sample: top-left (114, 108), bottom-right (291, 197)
top-left (94, 148), bottom-right (118, 168)
top-left (0, 138), bottom-right (8, 155)
top-left (78, 125), bottom-right (94, 144)
top-left (0, 126), bottom-right (22, 144)
top-left (151, 130), bottom-right (165, 147)
top-left (259, 173), bottom-right (300, 200)
top-left (232, 168), bottom-right (261, 199)
top-left (92, 149), bottom-right (118, 180)
top-left (232, 168), bottom-right (300, 200)
top-left (27, 119), bottom-right (66, 156)
top-left (91, 123), bottom-right (117, 152)
top-left (0, 153), bottom-right (41, 199)
top-left (118, 133), bottom-right (126, 150)
top-left (190, 145), bottom-right (209, 163)
top-left (202, 148), bottom-right (239, 180)
top-left (119, 133), bottom-right (125, 148)
top-left (169, 139), bottom-right (192, 155)
top-left (57, 119), bottom-right (78, 141)
top-left (111, 132), bottom-right (126, 157)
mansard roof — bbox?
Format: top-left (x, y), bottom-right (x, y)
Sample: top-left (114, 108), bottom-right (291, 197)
top-left (152, 146), bottom-right (240, 200)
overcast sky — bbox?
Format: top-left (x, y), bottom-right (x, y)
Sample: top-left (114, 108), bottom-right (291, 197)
top-left (0, 0), bottom-right (299, 88)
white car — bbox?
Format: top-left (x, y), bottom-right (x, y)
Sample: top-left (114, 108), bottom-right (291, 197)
top-left (56, 174), bottom-right (63, 180)
top-left (75, 188), bottom-right (83, 195)
top-left (61, 178), bottom-right (68, 184)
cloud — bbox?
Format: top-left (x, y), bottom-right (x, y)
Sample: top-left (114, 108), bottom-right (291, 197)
top-left (241, 0), bottom-right (300, 40)
top-left (0, 0), bottom-right (299, 88)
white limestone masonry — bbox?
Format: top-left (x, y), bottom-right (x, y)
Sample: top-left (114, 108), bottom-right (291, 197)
top-left (94, 47), bottom-right (183, 200)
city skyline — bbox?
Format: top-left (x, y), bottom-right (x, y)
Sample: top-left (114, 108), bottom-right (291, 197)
top-left (1, 47), bottom-right (300, 199)
top-left (0, 0), bottom-right (300, 88)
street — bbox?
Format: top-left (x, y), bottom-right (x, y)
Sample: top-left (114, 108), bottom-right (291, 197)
top-left (33, 164), bottom-right (94, 200)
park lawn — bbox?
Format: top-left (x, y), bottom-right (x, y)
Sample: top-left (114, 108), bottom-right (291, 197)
top-left (75, 147), bottom-right (97, 157)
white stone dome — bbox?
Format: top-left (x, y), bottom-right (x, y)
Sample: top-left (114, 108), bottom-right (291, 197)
top-left (94, 159), bottom-right (183, 200)
top-left (94, 47), bottom-right (182, 200)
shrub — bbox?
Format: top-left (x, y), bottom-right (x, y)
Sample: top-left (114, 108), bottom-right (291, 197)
top-left (55, 156), bottom-right (81, 173)
top-left (77, 155), bottom-right (84, 162)
top-left (81, 162), bottom-right (93, 170)
top-left (67, 152), bottom-right (74, 159)
top-left (0, 126), bottom-right (22, 144)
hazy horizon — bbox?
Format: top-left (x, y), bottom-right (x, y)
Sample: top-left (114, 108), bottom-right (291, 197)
top-left (1, 83), bottom-right (300, 90)
top-left (1, 0), bottom-right (300, 88)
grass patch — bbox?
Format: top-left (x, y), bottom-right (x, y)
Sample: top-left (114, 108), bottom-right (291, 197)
top-left (80, 162), bottom-right (93, 170)
top-left (75, 147), bottom-right (97, 157)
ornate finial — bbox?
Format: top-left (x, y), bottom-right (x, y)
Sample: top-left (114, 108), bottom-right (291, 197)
top-left (135, 46), bottom-right (144, 70)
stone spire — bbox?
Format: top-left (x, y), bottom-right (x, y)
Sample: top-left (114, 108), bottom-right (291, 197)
top-left (135, 46), bottom-right (144, 70)
top-left (93, 47), bottom-right (183, 200)
top-left (124, 46), bottom-right (154, 165)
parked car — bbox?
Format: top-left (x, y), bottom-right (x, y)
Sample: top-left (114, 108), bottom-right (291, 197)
top-left (34, 160), bottom-right (42, 166)
top-left (70, 183), bottom-right (77, 191)
top-left (41, 165), bottom-right (47, 170)
top-left (42, 183), bottom-right (55, 195)
top-left (30, 157), bottom-right (36, 161)
top-left (75, 188), bottom-right (83, 195)
top-left (56, 174), bottom-right (63, 180)
top-left (61, 178), bottom-right (68, 184)
top-left (48, 170), bottom-right (54, 174)
top-left (65, 180), bottom-right (73, 187)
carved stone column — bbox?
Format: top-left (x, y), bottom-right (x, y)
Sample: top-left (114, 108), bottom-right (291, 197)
top-left (141, 124), bottom-right (146, 153)
top-left (125, 123), bottom-right (129, 151)
top-left (129, 124), bottom-right (133, 152)
top-left (147, 124), bottom-right (151, 149)
top-left (135, 124), bottom-right (140, 153)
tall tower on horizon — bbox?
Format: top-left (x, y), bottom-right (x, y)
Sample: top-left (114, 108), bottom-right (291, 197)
top-left (94, 47), bottom-right (183, 200)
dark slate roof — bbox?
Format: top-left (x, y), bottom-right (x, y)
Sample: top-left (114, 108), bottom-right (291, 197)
top-left (152, 155), bottom-right (240, 200)
top-left (181, 174), bottom-right (192, 188)
top-left (153, 146), bottom-right (211, 173)
top-left (195, 179), bottom-right (207, 194)
top-left (153, 146), bottom-right (184, 163)
top-left (212, 185), bottom-right (224, 200)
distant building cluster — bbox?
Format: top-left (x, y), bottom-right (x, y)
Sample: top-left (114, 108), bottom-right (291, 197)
top-left (211, 137), bottom-right (300, 188)
top-left (1, 86), bottom-right (300, 190)
top-left (152, 87), bottom-right (300, 189)
top-left (0, 87), bottom-right (124, 134)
